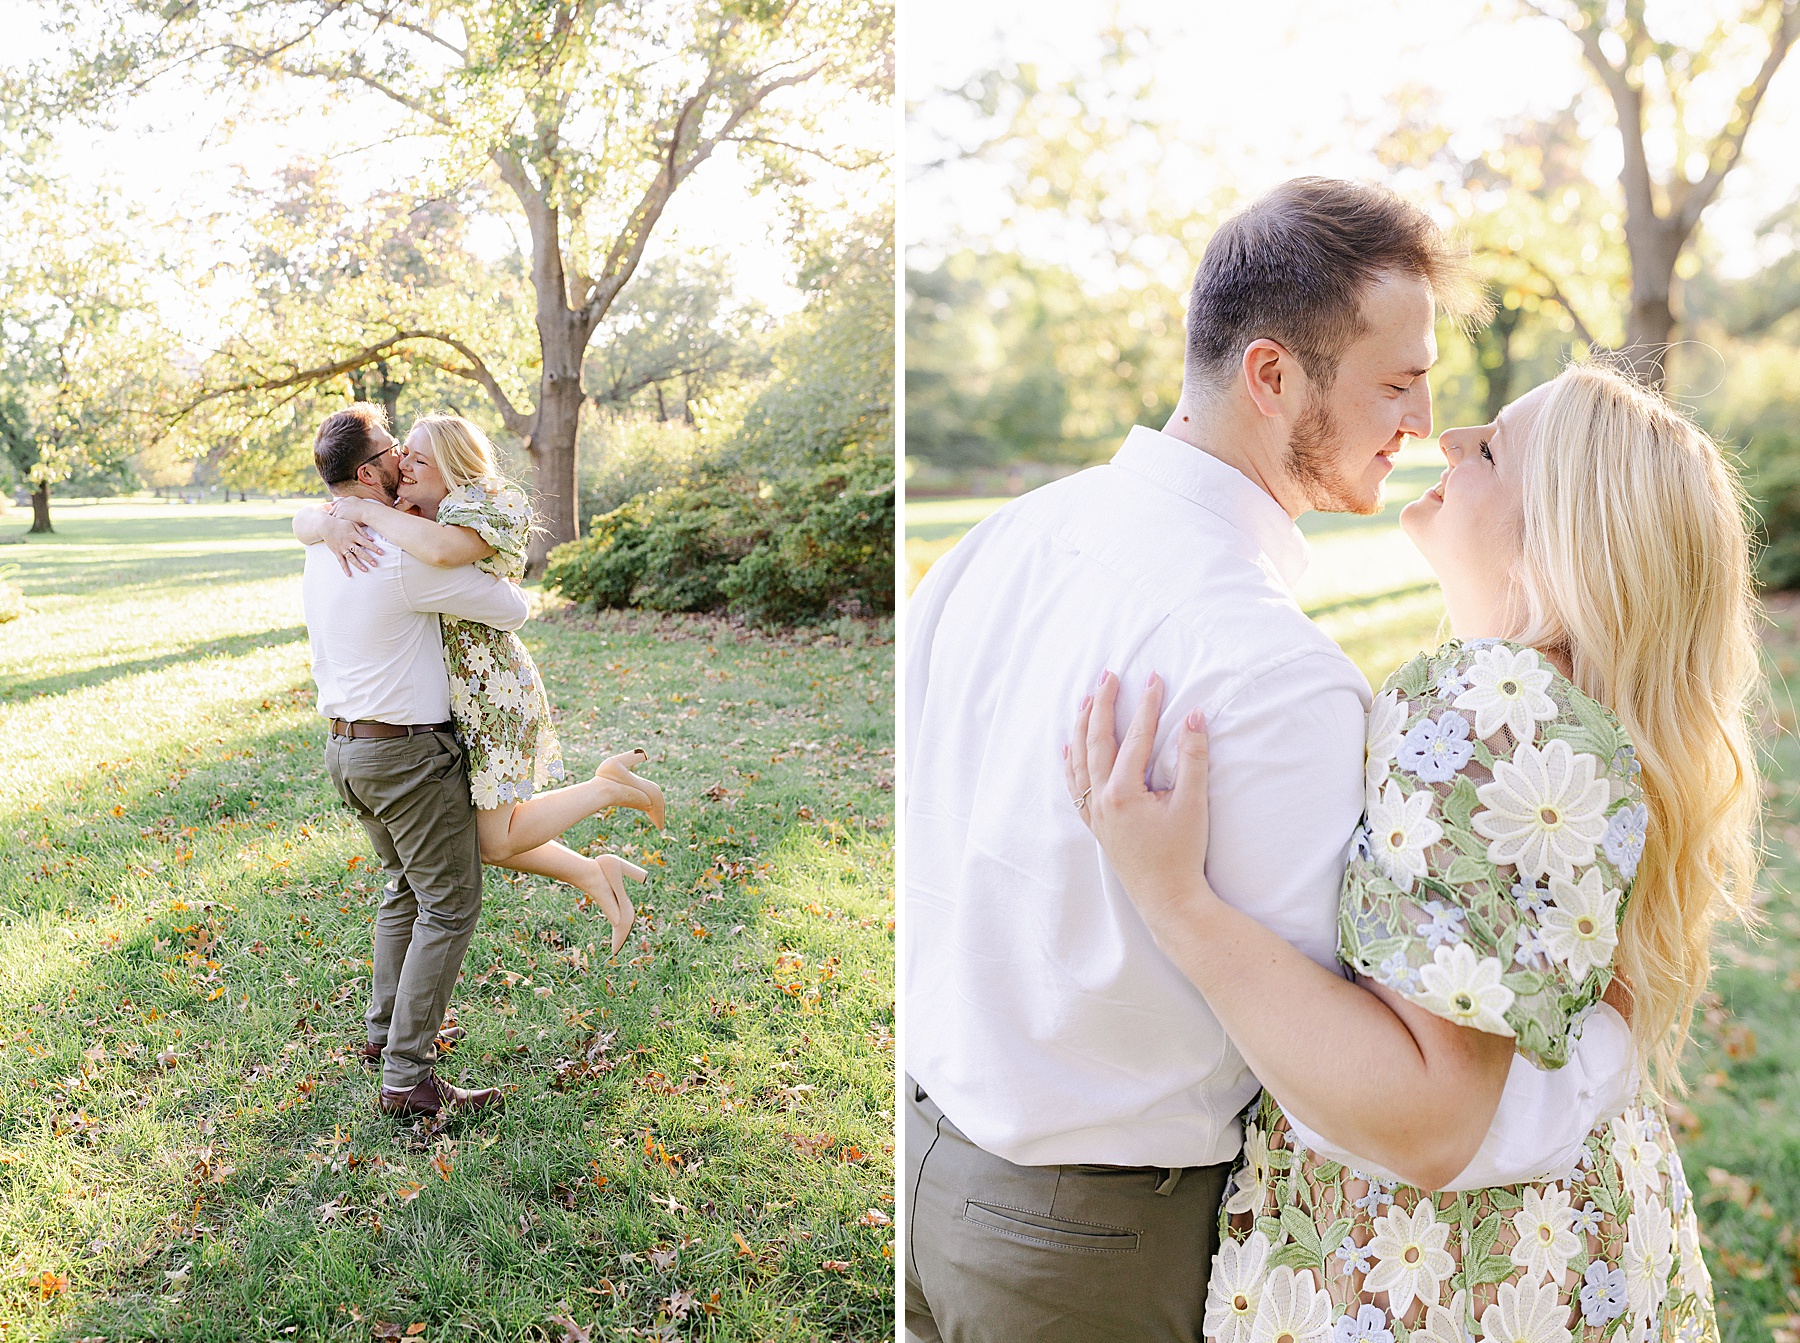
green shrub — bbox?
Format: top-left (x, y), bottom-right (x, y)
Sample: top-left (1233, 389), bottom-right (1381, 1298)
top-left (719, 455), bottom-right (895, 626)
top-left (544, 479), bottom-right (770, 614)
top-left (545, 451), bottom-right (894, 628)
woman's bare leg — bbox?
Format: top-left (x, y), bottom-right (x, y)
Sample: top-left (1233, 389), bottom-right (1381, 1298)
top-left (476, 767), bottom-right (655, 863)
top-left (486, 839), bottom-right (648, 954)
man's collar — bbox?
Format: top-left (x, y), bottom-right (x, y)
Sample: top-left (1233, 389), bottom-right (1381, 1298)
top-left (1110, 425), bottom-right (1311, 589)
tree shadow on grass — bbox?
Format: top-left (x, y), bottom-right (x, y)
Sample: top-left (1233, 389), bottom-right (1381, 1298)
top-left (0, 625), bottom-right (311, 703)
top-left (6, 549), bottom-right (303, 598)
top-left (0, 619), bottom-right (893, 1341)
top-left (1, 732), bottom-right (887, 1342)
top-left (1, 512), bottom-right (300, 549)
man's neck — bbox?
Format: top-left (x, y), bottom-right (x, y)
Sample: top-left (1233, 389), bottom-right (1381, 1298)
top-left (1160, 396), bottom-right (1306, 520)
top-left (331, 482), bottom-right (392, 505)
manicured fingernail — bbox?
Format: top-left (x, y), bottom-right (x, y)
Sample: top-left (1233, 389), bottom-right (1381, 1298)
top-left (1096, 669), bottom-right (1109, 687)
top-left (1146, 672), bottom-right (1159, 688)
top-left (1061, 744), bottom-right (1069, 759)
top-left (1080, 694), bottom-right (1093, 712)
top-left (1187, 710), bottom-right (1205, 731)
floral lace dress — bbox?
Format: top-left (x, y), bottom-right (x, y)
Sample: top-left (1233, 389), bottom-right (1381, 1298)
top-left (436, 481), bottom-right (564, 809)
top-left (1206, 640), bottom-right (1716, 1343)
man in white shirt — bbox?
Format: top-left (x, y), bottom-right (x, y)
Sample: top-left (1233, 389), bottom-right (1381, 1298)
top-left (904, 180), bottom-right (1627, 1342)
top-left (300, 403), bottom-right (530, 1118)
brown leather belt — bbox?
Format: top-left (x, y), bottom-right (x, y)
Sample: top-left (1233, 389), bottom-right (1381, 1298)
top-left (329, 718), bottom-right (455, 740)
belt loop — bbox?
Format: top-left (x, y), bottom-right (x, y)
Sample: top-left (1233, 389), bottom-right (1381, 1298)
top-left (1153, 1167), bottom-right (1183, 1197)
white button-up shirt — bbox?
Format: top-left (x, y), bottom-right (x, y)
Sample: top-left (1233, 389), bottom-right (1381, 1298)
top-left (906, 426), bottom-right (1371, 1168)
top-left (904, 426), bottom-right (1636, 1176)
top-left (301, 533), bottom-right (529, 726)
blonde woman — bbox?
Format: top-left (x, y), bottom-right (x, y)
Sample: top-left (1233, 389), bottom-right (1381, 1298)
top-left (297, 413), bottom-right (662, 954)
top-left (1067, 364), bottom-right (1756, 1343)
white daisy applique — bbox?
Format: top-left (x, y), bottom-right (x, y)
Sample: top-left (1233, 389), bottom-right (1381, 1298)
top-left (1413, 1292), bottom-right (1475, 1343)
top-left (1248, 1265), bottom-right (1335, 1343)
top-left (1622, 1196), bottom-right (1675, 1328)
top-left (1611, 1110), bottom-right (1665, 1204)
top-left (1224, 1124), bottom-right (1273, 1215)
top-left (495, 486), bottom-right (530, 522)
top-left (1206, 1230), bottom-right (1273, 1343)
top-left (1366, 690), bottom-right (1409, 794)
top-left (1364, 1199), bottom-right (1454, 1315)
top-left (1537, 867), bottom-right (1622, 979)
top-left (1414, 942), bottom-right (1516, 1036)
top-left (1453, 644), bottom-right (1559, 745)
top-left (1510, 1183), bottom-right (1580, 1283)
top-left (1472, 738), bottom-right (1610, 882)
top-left (1479, 1276), bottom-right (1573, 1343)
top-left (1676, 1214), bottom-right (1710, 1297)
top-left (1366, 779), bottom-right (1442, 893)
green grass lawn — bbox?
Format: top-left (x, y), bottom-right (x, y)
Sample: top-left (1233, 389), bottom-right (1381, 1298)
top-left (905, 463), bottom-right (1800, 1343)
top-left (1681, 597), bottom-right (1800, 1343)
top-left (0, 501), bottom-right (896, 1342)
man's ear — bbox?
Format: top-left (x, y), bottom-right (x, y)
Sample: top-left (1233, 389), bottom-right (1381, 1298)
top-left (1241, 338), bottom-right (1301, 422)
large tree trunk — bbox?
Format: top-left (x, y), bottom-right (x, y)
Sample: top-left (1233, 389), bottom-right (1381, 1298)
top-left (376, 360), bottom-right (403, 432)
top-left (1621, 222), bottom-right (1684, 389)
top-left (526, 372), bottom-right (586, 575)
top-left (28, 482), bottom-right (52, 534)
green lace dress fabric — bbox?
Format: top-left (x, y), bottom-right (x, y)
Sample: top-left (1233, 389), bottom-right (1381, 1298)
top-left (1205, 640), bottom-right (1717, 1343)
top-left (436, 481), bottom-right (564, 809)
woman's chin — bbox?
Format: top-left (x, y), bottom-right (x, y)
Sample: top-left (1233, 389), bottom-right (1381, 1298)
top-left (1398, 495), bottom-right (1426, 535)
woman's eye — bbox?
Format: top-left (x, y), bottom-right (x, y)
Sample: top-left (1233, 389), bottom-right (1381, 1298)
top-left (1479, 441), bottom-right (1494, 463)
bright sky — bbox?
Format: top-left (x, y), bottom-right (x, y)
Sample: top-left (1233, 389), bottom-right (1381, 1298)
top-left (905, 0), bottom-right (1800, 281)
top-left (3, 0), bottom-right (890, 345)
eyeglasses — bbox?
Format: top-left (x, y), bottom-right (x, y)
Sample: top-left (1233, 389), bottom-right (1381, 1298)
top-left (348, 442), bottom-right (400, 477)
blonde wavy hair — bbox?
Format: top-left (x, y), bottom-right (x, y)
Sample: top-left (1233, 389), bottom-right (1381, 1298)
top-left (409, 414), bottom-right (504, 491)
top-left (1509, 361), bottom-right (1764, 1091)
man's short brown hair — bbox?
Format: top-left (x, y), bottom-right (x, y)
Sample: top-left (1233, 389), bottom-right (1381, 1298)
top-left (314, 402), bottom-right (390, 487)
top-left (1184, 177), bottom-right (1489, 394)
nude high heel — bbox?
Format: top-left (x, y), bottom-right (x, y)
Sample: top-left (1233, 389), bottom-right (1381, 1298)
top-left (594, 853), bottom-right (650, 956)
top-left (594, 748), bottom-right (666, 829)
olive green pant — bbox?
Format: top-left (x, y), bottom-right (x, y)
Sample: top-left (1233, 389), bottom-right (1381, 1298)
top-left (324, 731), bottom-right (483, 1092)
top-left (905, 1077), bottom-right (1230, 1343)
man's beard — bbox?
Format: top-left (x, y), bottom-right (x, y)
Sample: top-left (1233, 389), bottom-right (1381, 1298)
top-left (371, 457), bottom-right (402, 505)
top-left (1286, 390), bottom-right (1379, 516)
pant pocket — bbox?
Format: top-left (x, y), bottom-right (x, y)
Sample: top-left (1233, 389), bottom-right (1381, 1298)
top-left (962, 1201), bottom-right (1140, 1254)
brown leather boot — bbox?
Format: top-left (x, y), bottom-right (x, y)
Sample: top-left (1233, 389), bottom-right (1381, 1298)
top-left (360, 1025), bottom-right (467, 1069)
top-left (376, 1073), bottom-right (502, 1117)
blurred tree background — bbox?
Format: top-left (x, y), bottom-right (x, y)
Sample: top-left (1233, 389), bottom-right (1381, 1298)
top-left (906, 0), bottom-right (1800, 588)
top-left (0, 0), bottom-right (893, 626)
